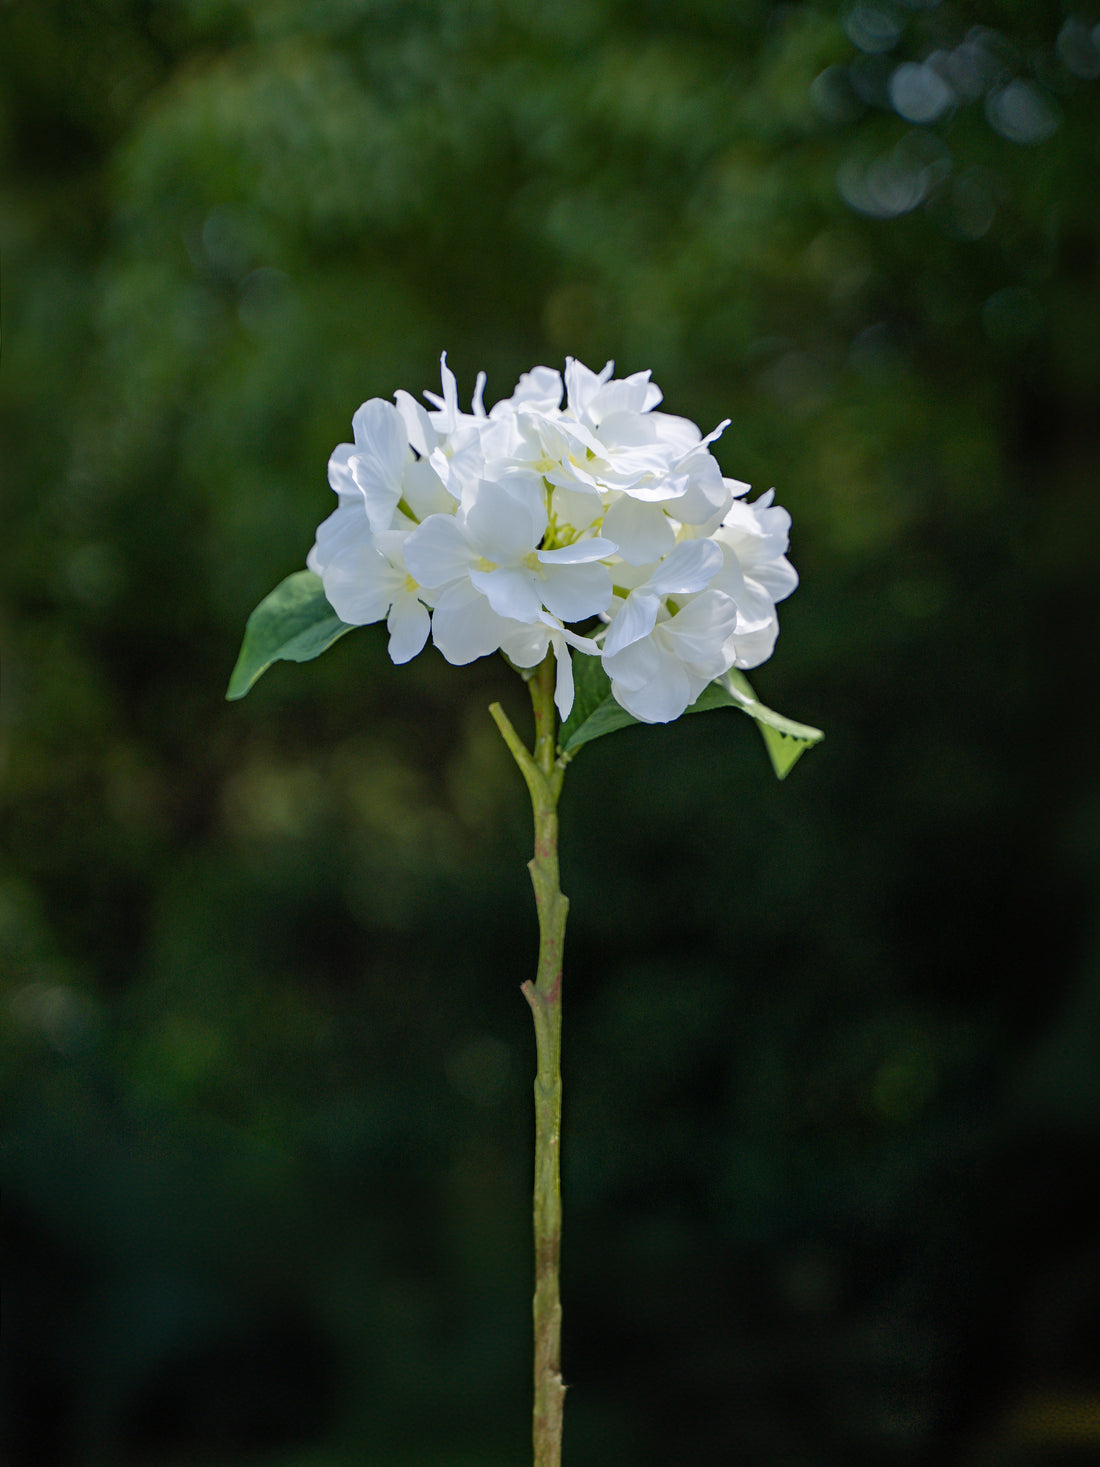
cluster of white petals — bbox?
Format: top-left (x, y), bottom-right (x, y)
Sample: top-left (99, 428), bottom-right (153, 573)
top-left (308, 356), bottom-right (798, 723)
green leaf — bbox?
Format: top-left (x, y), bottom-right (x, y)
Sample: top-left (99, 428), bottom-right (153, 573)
top-left (689, 668), bottom-right (823, 778)
top-left (559, 653), bottom-right (634, 754)
top-left (226, 571), bottom-right (357, 699)
top-left (558, 656), bottom-right (822, 778)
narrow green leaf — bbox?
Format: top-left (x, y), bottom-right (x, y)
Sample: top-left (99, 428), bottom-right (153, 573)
top-left (558, 655), bottom-right (822, 778)
top-left (690, 668), bottom-right (824, 778)
top-left (226, 570), bottom-right (357, 699)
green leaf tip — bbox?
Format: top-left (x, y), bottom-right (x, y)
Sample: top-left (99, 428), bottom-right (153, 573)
top-left (691, 668), bottom-right (823, 778)
top-left (558, 655), bottom-right (822, 777)
top-left (226, 570), bottom-right (357, 699)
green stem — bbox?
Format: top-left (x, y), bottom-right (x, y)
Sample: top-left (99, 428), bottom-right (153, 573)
top-left (489, 653), bottom-right (567, 1467)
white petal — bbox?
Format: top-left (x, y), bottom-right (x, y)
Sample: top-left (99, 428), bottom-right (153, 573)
top-left (612, 673), bottom-right (692, 724)
top-left (565, 357), bottom-right (615, 421)
top-left (600, 497), bottom-right (675, 566)
top-left (472, 370), bottom-right (488, 415)
top-left (540, 562), bottom-right (613, 623)
top-left (499, 622), bottom-right (552, 669)
top-left (730, 577), bottom-right (779, 629)
top-left (497, 365), bottom-right (563, 414)
top-left (596, 410), bottom-right (661, 451)
top-left (603, 634), bottom-right (659, 692)
top-left (673, 453), bottom-right (733, 529)
top-left (555, 620), bottom-right (601, 655)
top-left (716, 501), bottom-right (799, 603)
top-left (387, 592), bottom-right (431, 663)
top-left (465, 477), bottom-right (545, 561)
top-left (728, 616), bottom-right (779, 670)
top-left (401, 458), bottom-right (455, 520)
top-left (757, 559), bottom-right (799, 601)
top-left (394, 389), bottom-right (436, 459)
top-left (551, 639), bottom-right (576, 719)
top-left (649, 538), bottom-right (723, 597)
top-left (602, 588), bottom-right (660, 657)
top-left (316, 537), bottom-right (399, 626)
top-left (434, 424), bottom-right (485, 499)
top-left (311, 500), bottom-right (369, 557)
top-left (345, 399), bottom-right (413, 531)
top-left (536, 536), bottom-right (617, 565)
top-left (548, 485), bottom-right (605, 536)
top-left (691, 418), bottom-right (730, 455)
top-left (403, 514), bottom-right (473, 589)
top-left (326, 444), bottom-right (359, 501)
top-left (422, 351), bottom-right (461, 431)
top-left (469, 566), bottom-right (542, 623)
top-left (708, 541), bottom-right (749, 604)
top-left (606, 639), bottom-right (696, 724)
top-left (649, 411), bottom-right (706, 454)
top-left (430, 581), bottom-right (515, 664)
top-left (589, 371), bottom-right (660, 422)
top-left (665, 591), bottom-right (738, 672)
top-left (602, 640), bottom-right (675, 718)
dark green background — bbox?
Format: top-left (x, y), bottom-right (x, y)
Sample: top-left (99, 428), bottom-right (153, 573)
top-left (3, 2), bottom-right (1099, 1463)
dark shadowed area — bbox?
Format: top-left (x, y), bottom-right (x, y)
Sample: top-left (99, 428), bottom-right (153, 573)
top-left (3, 2), bottom-right (1099, 1464)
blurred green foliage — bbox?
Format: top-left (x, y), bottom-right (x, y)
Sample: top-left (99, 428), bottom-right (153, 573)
top-left (3, 2), bottom-right (1100, 1464)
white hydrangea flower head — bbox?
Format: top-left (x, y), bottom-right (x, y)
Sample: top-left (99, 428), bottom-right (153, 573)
top-left (307, 355), bottom-right (799, 721)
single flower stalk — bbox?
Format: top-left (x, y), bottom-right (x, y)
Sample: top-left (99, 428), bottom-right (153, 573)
top-left (227, 355), bottom-right (823, 1467)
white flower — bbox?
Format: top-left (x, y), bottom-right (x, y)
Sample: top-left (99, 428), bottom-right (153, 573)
top-left (490, 364), bottom-right (564, 418)
top-left (499, 613), bottom-right (601, 720)
top-left (327, 398), bottom-right (414, 534)
top-left (309, 355), bottom-right (799, 726)
top-left (602, 538), bottom-right (724, 659)
top-left (603, 591), bottom-right (740, 724)
top-left (396, 355), bottom-right (485, 501)
top-left (564, 357), bottom-right (661, 426)
top-left (709, 491), bottom-right (799, 670)
top-left (421, 350), bottom-right (488, 433)
top-left (718, 491), bottom-right (798, 607)
top-left (414, 578), bottom-right (520, 666)
top-left (597, 433), bottom-right (733, 565)
top-left (307, 506), bottom-right (431, 664)
top-left (405, 475), bottom-right (616, 645)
